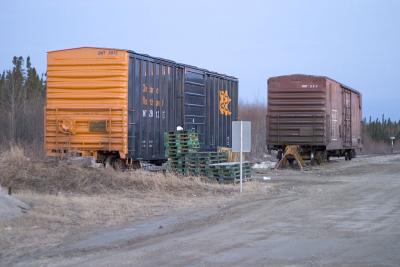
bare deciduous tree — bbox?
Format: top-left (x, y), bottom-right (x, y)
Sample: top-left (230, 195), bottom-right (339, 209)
top-left (238, 99), bottom-right (267, 159)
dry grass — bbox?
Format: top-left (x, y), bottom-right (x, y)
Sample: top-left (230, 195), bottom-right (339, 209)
top-left (0, 147), bottom-right (265, 264)
top-left (0, 146), bottom-right (238, 196)
top-left (362, 133), bottom-right (392, 154)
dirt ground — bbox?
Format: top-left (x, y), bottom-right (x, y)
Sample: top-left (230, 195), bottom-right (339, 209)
top-left (2, 154), bottom-right (400, 267)
top-left (0, 174), bottom-right (262, 266)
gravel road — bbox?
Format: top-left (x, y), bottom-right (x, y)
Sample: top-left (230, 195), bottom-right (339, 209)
top-left (12, 154), bottom-right (400, 267)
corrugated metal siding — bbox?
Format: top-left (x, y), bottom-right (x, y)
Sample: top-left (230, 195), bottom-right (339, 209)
top-left (325, 79), bottom-right (362, 150)
top-left (351, 92), bottom-right (362, 147)
top-left (267, 75), bottom-right (327, 145)
top-left (205, 74), bottom-right (238, 150)
top-left (127, 54), bottom-right (183, 160)
top-left (46, 48), bottom-right (129, 157)
top-left (127, 53), bottom-right (238, 161)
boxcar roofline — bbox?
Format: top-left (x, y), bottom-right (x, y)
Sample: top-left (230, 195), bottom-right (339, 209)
top-left (268, 74), bottom-right (360, 96)
top-left (48, 47), bottom-right (238, 81)
top-left (129, 54), bottom-right (238, 81)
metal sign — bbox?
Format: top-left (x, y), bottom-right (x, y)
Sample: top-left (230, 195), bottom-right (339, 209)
top-left (89, 120), bottom-right (107, 133)
top-left (232, 121), bottom-right (251, 152)
top-left (232, 121), bottom-right (251, 193)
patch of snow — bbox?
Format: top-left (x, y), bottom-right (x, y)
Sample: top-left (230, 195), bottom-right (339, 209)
top-left (252, 161), bottom-right (276, 169)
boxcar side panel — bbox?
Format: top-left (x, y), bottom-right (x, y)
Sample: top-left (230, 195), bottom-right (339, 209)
top-left (351, 91), bottom-right (362, 148)
top-left (128, 58), bottom-right (237, 161)
top-left (127, 54), bottom-right (183, 160)
top-left (326, 80), bottom-right (362, 151)
top-left (205, 74), bottom-right (238, 150)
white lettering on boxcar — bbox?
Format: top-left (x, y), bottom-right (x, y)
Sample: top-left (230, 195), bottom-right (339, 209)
top-left (301, 84), bottom-right (318, 88)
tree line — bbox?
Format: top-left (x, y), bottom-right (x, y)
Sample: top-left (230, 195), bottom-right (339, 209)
top-left (362, 115), bottom-right (400, 142)
top-left (0, 56), bottom-right (46, 154)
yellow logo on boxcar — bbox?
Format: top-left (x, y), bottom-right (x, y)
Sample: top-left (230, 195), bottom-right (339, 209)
top-left (219, 90), bottom-right (232, 116)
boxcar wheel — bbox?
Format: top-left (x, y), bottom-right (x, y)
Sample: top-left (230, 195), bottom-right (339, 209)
top-left (315, 151), bottom-right (322, 165)
top-left (104, 156), bottom-right (113, 168)
top-left (277, 150), bottom-right (283, 161)
top-left (351, 149), bottom-right (356, 159)
top-left (112, 158), bottom-right (126, 171)
top-left (310, 152), bottom-right (316, 165)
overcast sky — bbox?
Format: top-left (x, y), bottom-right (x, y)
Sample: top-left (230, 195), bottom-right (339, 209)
top-left (1, 0), bottom-right (399, 120)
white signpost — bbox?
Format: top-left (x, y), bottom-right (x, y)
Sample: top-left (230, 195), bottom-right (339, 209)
top-left (232, 121), bottom-right (251, 193)
top-left (390, 136), bottom-right (395, 153)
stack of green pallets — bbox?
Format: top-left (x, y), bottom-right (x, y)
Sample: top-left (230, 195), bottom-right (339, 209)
top-left (185, 151), bottom-right (228, 176)
top-left (207, 162), bottom-right (252, 183)
top-left (164, 131), bottom-right (200, 174)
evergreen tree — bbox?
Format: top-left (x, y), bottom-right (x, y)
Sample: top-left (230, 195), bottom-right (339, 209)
top-left (0, 56), bottom-right (46, 144)
top-left (0, 71), bottom-right (5, 106)
top-left (25, 56), bottom-right (44, 99)
top-left (363, 114), bottom-right (400, 142)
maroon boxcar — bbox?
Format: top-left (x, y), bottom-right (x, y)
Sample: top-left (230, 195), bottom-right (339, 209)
top-left (266, 74), bottom-right (362, 162)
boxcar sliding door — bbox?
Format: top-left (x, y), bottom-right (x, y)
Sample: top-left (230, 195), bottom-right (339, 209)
top-left (183, 68), bottom-right (207, 146)
top-left (342, 88), bottom-right (352, 148)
